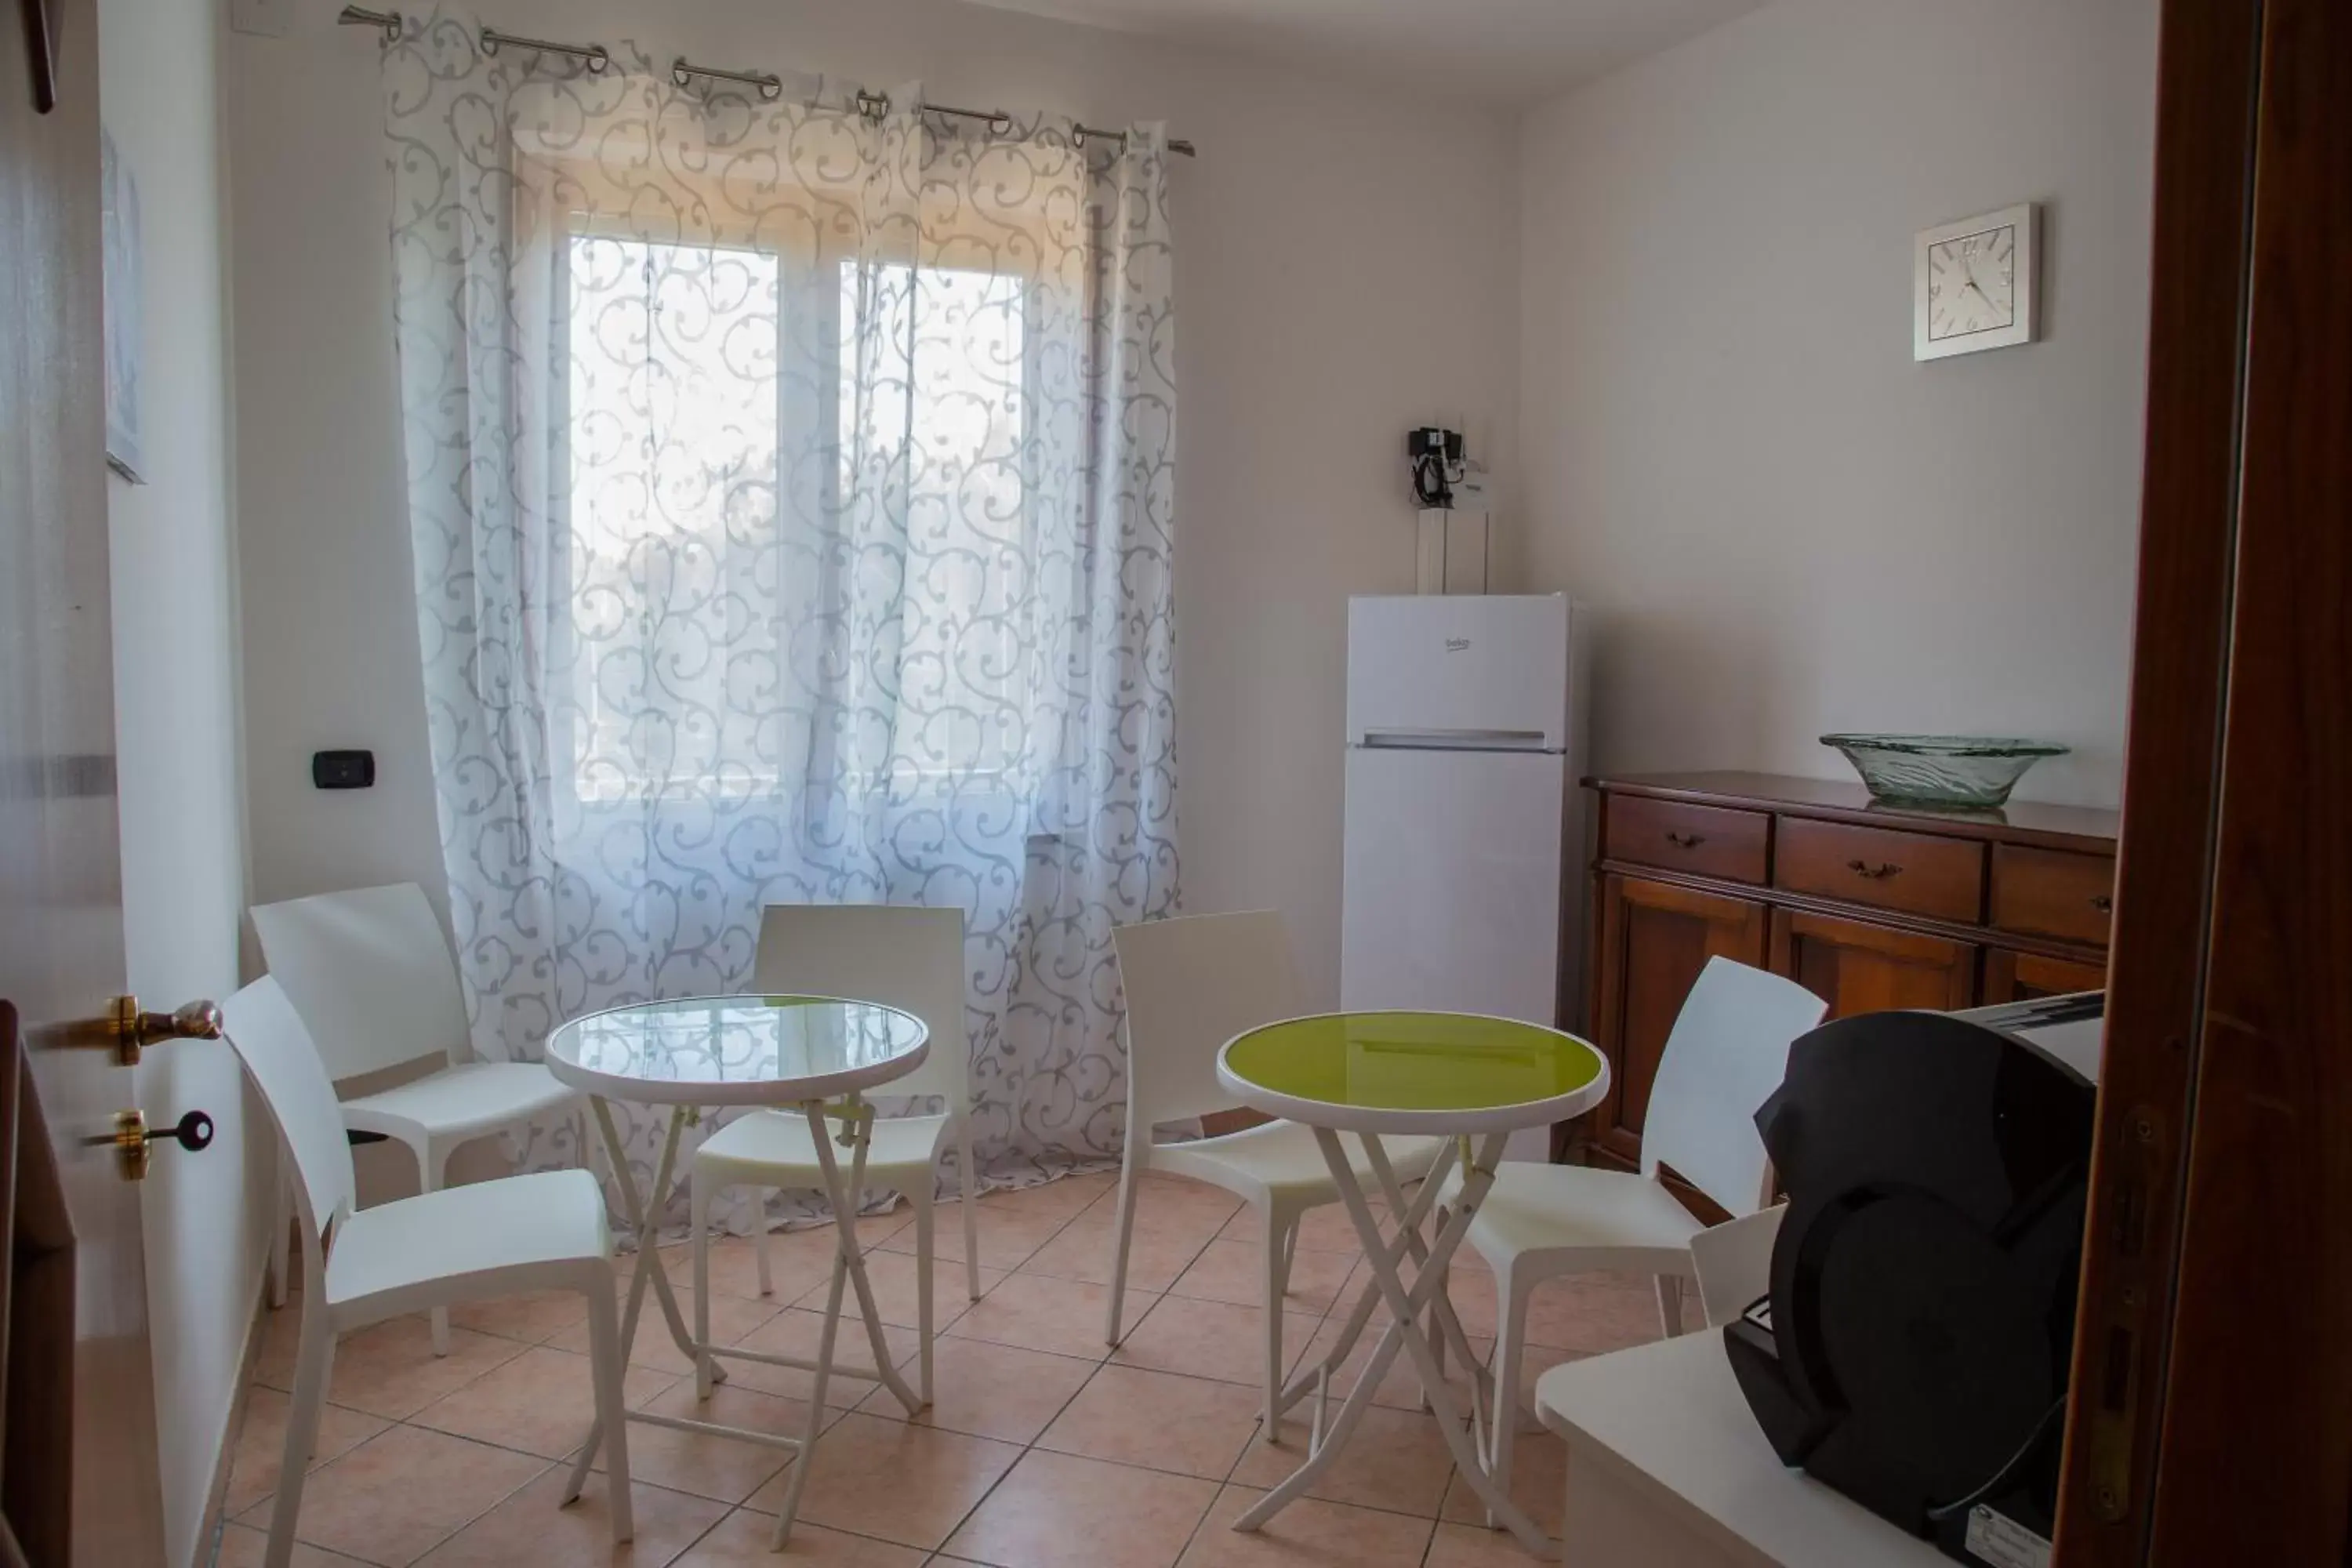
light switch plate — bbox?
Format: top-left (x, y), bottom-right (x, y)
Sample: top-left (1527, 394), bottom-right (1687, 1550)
top-left (229, 0), bottom-right (293, 38)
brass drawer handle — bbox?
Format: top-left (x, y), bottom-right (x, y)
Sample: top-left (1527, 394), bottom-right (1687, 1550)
top-left (1846, 858), bottom-right (1903, 880)
top-left (2090, 894), bottom-right (2114, 913)
top-left (1664, 830), bottom-right (1706, 849)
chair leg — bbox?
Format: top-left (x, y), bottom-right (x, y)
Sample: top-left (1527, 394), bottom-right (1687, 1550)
top-left (266, 1166), bottom-right (292, 1311)
top-left (1426, 1205), bottom-right (1450, 1408)
top-left (753, 1189), bottom-right (775, 1298)
top-left (582, 1269), bottom-right (635, 1543)
top-left (1486, 1265), bottom-right (1530, 1530)
top-left (914, 1186), bottom-right (936, 1406)
top-left (419, 1139), bottom-right (456, 1356)
top-left (1657, 1273), bottom-right (1686, 1338)
top-left (264, 1302), bottom-right (336, 1568)
top-left (691, 1175), bottom-right (717, 1400)
top-left (1261, 1206), bottom-right (1293, 1442)
top-left (958, 1128), bottom-right (982, 1301)
top-left (1103, 1152), bottom-right (1144, 1346)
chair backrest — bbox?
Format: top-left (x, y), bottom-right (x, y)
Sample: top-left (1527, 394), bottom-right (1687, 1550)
top-left (249, 882), bottom-right (471, 1083)
top-left (220, 976), bottom-right (358, 1254)
top-left (752, 904), bottom-right (968, 1112)
top-left (1112, 911), bottom-right (1304, 1132)
top-left (1642, 956), bottom-right (1828, 1214)
top-left (1690, 1203), bottom-right (1788, 1328)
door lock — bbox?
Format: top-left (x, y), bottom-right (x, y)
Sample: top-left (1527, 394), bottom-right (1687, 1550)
top-left (97, 1109), bottom-right (216, 1182)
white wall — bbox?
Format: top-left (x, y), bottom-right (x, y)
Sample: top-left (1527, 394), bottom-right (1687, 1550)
top-left (228, 0), bottom-right (1520, 1006)
top-left (98, 0), bottom-right (273, 1562)
top-left (1515, 0), bottom-right (2158, 807)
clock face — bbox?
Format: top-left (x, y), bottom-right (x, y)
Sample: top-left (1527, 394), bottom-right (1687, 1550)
top-left (1926, 225), bottom-right (2016, 341)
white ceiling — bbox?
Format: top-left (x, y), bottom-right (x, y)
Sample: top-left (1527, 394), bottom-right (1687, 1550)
top-left (953, 0), bottom-right (1768, 106)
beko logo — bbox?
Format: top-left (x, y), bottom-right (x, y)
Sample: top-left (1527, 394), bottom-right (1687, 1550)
top-left (1444, 637), bottom-right (1472, 652)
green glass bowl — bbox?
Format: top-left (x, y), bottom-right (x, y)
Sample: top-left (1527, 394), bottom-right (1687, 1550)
top-left (1820, 734), bottom-right (2069, 808)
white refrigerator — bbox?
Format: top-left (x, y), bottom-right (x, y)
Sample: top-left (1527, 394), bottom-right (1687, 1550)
top-left (1340, 595), bottom-right (1591, 1092)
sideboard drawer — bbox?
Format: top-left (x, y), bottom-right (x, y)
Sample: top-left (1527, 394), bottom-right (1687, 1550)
top-left (1991, 844), bottom-right (2117, 946)
top-left (1774, 818), bottom-right (1984, 923)
top-left (1603, 796), bottom-right (1769, 884)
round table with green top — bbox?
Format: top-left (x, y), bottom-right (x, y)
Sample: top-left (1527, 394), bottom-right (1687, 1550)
top-left (1216, 1010), bottom-right (1610, 1555)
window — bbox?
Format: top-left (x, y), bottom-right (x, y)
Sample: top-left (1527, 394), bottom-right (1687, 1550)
top-left (558, 230), bottom-right (1033, 805)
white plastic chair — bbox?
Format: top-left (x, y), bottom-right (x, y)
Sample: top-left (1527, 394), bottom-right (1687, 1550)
top-left (222, 976), bottom-right (633, 1568)
top-left (251, 882), bottom-right (587, 1353)
top-left (688, 904), bottom-right (978, 1404)
top-left (1690, 1202), bottom-right (1788, 1328)
top-left (1107, 910), bottom-right (1446, 1439)
top-left (1436, 955), bottom-right (1825, 1514)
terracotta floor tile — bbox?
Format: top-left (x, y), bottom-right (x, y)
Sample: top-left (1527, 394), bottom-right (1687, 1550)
top-left (1175, 1483), bottom-right (1437, 1567)
top-left (1018, 1218), bottom-right (1214, 1294)
top-left (787, 1245), bottom-right (1004, 1333)
top-left (1421, 1519), bottom-right (1553, 1566)
top-left (446, 1287), bottom-right (593, 1345)
top-left (237, 1423), bottom-right (550, 1566)
top-left (413, 1465), bottom-right (728, 1566)
top-left (1036, 1363), bottom-right (1262, 1479)
top-left (1169, 1239), bottom-right (1359, 1315)
top-left (1216, 1201), bottom-right (1385, 1256)
top-left (858, 1334), bottom-right (1095, 1445)
top-left (1442, 1269), bottom-right (1665, 1355)
top-left (673, 1506), bottom-right (925, 1565)
top-left (311, 1317), bottom-right (533, 1421)
top-left (671, 1235), bottom-right (840, 1305)
top-left (718, 1308), bottom-right (921, 1406)
top-left (1438, 1428), bottom-right (1566, 1536)
top-left (1229, 1406), bottom-right (1460, 1519)
top-left (548, 1287), bottom-right (782, 1378)
top-left (411, 1345), bottom-right (677, 1459)
top-left (980, 1170), bottom-right (1116, 1218)
top-left (223, 1385), bottom-right (390, 1516)
top-left (1109, 1294), bottom-right (1321, 1390)
top-left (874, 1203), bottom-right (1069, 1272)
top-left (1080, 1176), bottom-right (1243, 1239)
top-left (591, 1381), bottom-right (819, 1504)
top-left (1291, 1315), bottom-right (1502, 1416)
top-left (944, 1270), bottom-right (1141, 1359)
top-left (942, 1448), bottom-right (1218, 1568)
top-left (214, 1522), bottom-right (373, 1568)
top-left (755, 1412), bottom-right (1019, 1550)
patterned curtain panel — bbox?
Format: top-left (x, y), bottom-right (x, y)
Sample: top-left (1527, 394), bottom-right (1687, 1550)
top-left (378, 11), bottom-right (1179, 1226)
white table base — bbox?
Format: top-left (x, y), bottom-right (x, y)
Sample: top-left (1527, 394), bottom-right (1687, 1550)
top-left (561, 1092), bottom-right (923, 1548)
top-left (1232, 1127), bottom-right (1555, 1555)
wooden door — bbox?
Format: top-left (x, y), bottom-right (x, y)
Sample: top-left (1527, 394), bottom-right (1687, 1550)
top-left (2056, 0), bottom-right (2352, 1559)
top-left (1982, 949), bottom-right (2107, 1005)
top-left (1587, 875), bottom-right (1768, 1165)
top-left (1, 3), bottom-right (170, 1561)
top-left (1768, 908), bottom-right (1976, 1018)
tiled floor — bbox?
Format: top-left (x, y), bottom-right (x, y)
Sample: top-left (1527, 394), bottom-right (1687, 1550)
top-left (216, 1171), bottom-right (1667, 1568)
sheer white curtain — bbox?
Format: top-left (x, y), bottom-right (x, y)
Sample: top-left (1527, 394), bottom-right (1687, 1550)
top-left (379, 12), bottom-right (1179, 1225)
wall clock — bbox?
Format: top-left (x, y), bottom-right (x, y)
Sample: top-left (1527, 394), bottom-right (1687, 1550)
top-left (1915, 203), bottom-right (2038, 361)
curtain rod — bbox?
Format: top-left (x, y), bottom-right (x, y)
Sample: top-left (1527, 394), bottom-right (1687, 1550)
top-left (333, 11), bottom-right (1196, 157)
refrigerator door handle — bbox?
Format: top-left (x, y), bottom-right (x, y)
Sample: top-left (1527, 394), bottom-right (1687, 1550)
top-left (1357, 728), bottom-right (1552, 753)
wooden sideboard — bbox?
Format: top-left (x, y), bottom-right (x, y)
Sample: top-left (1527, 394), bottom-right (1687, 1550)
top-left (1578, 771), bottom-right (2119, 1178)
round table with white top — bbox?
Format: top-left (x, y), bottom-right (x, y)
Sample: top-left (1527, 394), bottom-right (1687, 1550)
top-left (545, 994), bottom-right (929, 1548)
top-left (1215, 1009), bottom-right (1611, 1555)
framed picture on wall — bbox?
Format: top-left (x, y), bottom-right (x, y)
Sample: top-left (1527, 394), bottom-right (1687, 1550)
top-left (100, 126), bottom-right (146, 484)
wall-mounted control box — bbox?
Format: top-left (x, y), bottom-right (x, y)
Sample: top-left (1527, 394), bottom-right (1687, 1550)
top-left (312, 750), bottom-right (376, 789)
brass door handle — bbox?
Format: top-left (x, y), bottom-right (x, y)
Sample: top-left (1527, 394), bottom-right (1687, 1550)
top-left (94, 1108), bottom-right (215, 1182)
top-left (1846, 858), bottom-right (1903, 880)
top-left (51, 996), bottom-right (223, 1066)
top-left (1664, 830), bottom-right (1707, 848)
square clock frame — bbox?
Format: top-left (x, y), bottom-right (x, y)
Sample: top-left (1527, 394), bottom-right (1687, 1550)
top-left (1915, 203), bottom-right (2038, 361)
